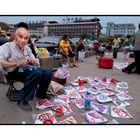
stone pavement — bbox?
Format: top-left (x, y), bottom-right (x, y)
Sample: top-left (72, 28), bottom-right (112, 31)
top-left (0, 53), bottom-right (140, 124)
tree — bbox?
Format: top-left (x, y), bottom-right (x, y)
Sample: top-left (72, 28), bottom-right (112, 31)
top-left (80, 34), bottom-right (87, 39)
top-left (30, 34), bottom-right (38, 38)
top-left (98, 35), bottom-right (114, 43)
top-left (0, 22), bottom-right (9, 31)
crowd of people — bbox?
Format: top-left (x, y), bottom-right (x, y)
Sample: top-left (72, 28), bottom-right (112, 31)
top-left (0, 22), bottom-right (140, 111)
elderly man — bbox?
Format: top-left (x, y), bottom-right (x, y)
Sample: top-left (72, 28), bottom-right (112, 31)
top-left (0, 27), bottom-right (52, 110)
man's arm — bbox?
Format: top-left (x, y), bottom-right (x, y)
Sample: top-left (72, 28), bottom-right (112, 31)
top-left (121, 39), bottom-right (126, 47)
top-left (26, 47), bottom-right (40, 66)
top-left (0, 44), bottom-right (19, 69)
top-left (0, 61), bottom-right (17, 69)
top-left (1, 59), bottom-right (28, 69)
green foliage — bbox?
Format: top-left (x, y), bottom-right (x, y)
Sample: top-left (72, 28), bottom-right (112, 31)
top-left (80, 34), bottom-right (91, 40)
top-left (98, 35), bottom-right (114, 43)
top-left (98, 36), bottom-right (106, 43)
top-left (80, 34), bottom-right (87, 39)
top-left (30, 34), bottom-right (38, 38)
top-left (107, 36), bottom-right (114, 43)
top-left (0, 22), bottom-right (9, 31)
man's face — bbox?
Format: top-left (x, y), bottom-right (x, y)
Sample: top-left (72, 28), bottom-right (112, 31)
top-left (15, 30), bottom-right (29, 48)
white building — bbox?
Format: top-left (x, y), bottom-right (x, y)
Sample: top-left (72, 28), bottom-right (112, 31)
top-left (43, 22), bottom-right (48, 37)
top-left (106, 22), bottom-right (136, 36)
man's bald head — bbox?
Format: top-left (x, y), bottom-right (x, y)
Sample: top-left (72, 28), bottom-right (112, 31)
top-left (15, 27), bottom-right (30, 49)
top-left (15, 27), bottom-right (30, 37)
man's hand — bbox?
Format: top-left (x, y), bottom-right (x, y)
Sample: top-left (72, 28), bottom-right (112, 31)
top-left (26, 58), bottom-right (36, 65)
top-left (16, 59), bottom-right (28, 68)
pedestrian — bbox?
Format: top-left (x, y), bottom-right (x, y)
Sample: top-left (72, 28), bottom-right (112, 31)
top-left (93, 40), bottom-right (105, 58)
top-left (0, 27), bottom-right (52, 110)
top-left (132, 23), bottom-right (140, 74)
top-left (112, 35), bottom-right (121, 58)
top-left (106, 40), bottom-right (112, 52)
top-left (121, 35), bottom-right (131, 60)
top-left (76, 38), bottom-right (85, 62)
top-left (28, 38), bottom-right (37, 58)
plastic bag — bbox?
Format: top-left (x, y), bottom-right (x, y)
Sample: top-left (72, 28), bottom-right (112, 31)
top-left (54, 63), bottom-right (70, 79)
top-left (34, 46), bottom-right (50, 57)
top-left (78, 51), bottom-right (85, 61)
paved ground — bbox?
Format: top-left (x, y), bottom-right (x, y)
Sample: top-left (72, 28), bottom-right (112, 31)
top-left (0, 52), bottom-right (140, 124)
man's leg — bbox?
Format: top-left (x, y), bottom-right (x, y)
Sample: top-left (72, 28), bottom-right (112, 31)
top-left (134, 51), bottom-right (140, 74)
top-left (113, 48), bottom-right (117, 58)
top-left (8, 68), bottom-right (43, 110)
top-left (35, 68), bottom-right (52, 99)
top-left (19, 68), bottom-right (43, 101)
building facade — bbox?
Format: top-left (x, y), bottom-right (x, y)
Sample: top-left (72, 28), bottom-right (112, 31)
top-left (27, 21), bottom-right (44, 37)
top-left (47, 18), bottom-right (102, 39)
top-left (106, 22), bottom-right (136, 36)
top-left (9, 18), bottom-right (102, 39)
top-left (10, 21), bottom-right (45, 37)
top-left (8, 24), bottom-right (15, 33)
top-left (10, 18), bottom-right (102, 39)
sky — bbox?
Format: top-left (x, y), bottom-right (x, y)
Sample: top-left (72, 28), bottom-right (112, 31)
top-left (0, 15), bottom-right (140, 33)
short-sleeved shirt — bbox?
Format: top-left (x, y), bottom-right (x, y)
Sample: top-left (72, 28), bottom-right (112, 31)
top-left (123, 38), bottom-right (131, 47)
top-left (0, 41), bottom-right (39, 73)
top-left (113, 38), bottom-right (121, 48)
top-left (59, 40), bottom-right (70, 53)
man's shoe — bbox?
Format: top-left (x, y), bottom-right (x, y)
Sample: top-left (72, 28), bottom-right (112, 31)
top-left (17, 100), bottom-right (32, 110)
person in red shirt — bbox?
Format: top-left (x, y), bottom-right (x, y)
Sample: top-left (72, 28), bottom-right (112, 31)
top-left (93, 41), bottom-right (104, 57)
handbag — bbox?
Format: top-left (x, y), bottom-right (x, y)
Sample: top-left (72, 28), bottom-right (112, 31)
top-left (47, 81), bottom-right (64, 96)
